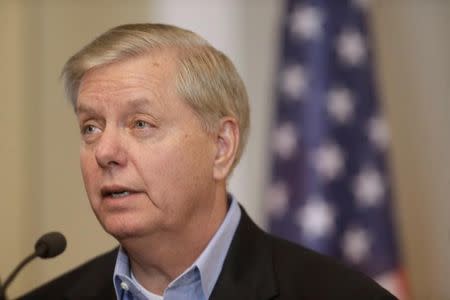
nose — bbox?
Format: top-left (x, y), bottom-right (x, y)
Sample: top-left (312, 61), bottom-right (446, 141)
top-left (94, 128), bottom-right (127, 169)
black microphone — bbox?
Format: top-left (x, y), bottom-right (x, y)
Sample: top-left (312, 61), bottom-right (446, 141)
top-left (0, 232), bottom-right (67, 300)
top-left (34, 232), bottom-right (67, 259)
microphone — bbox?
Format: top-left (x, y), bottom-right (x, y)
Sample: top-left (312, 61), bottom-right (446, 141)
top-left (35, 232), bottom-right (67, 259)
top-left (0, 232), bottom-right (66, 300)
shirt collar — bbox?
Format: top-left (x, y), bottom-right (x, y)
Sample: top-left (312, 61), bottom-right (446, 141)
top-left (195, 195), bottom-right (241, 298)
top-left (113, 195), bottom-right (241, 299)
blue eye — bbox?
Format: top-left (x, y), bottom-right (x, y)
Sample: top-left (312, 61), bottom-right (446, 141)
top-left (82, 124), bottom-right (99, 135)
top-left (135, 120), bottom-right (149, 129)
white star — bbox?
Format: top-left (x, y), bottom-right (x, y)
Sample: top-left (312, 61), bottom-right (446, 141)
top-left (272, 122), bottom-right (299, 160)
top-left (327, 87), bottom-right (355, 124)
top-left (336, 28), bottom-right (367, 66)
top-left (266, 181), bottom-right (289, 218)
top-left (290, 5), bottom-right (324, 41)
top-left (353, 167), bottom-right (385, 207)
top-left (280, 64), bottom-right (308, 100)
top-left (375, 271), bottom-right (403, 298)
top-left (342, 226), bottom-right (371, 264)
top-left (313, 142), bottom-right (345, 181)
top-left (352, 0), bottom-right (371, 11)
top-left (368, 116), bottom-right (390, 151)
top-left (296, 195), bottom-right (335, 238)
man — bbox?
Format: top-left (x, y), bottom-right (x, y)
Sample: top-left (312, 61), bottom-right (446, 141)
top-left (20, 23), bottom-right (397, 300)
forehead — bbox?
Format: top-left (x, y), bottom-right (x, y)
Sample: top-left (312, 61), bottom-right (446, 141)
top-left (76, 51), bottom-right (178, 110)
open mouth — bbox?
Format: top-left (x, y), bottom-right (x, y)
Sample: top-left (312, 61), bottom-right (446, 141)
top-left (101, 188), bottom-right (138, 199)
top-left (110, 191), bottom-right (131, 198)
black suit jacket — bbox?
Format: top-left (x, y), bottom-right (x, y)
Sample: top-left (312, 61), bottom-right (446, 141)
top-left (19, 209), bottom-right (397, 300)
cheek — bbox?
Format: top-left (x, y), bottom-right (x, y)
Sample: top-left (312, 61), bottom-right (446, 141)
top-left (171, 140), bottom-right (215, 193)
top-left (79, 149), bottom-right (97, 193)
top-left (137, 137), bottom-right (214, 199)
top-left (79, 150), bottom-right (91, 178)
top-left (137, 147), bottom-right (185, 189)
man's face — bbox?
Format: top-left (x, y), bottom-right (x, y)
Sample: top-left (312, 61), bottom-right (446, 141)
top-left (77, 53), bottom-right (218, 240)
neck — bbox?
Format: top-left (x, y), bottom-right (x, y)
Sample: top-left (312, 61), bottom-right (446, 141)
top-left (120, 188), bottom-right (229, 295)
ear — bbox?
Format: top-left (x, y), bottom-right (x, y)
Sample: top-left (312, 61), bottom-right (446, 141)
top-left (213, 117), bottom-right (240, 181)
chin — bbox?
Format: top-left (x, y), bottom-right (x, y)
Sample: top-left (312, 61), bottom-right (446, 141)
top-left (98, 214), bottom-right (153, 240)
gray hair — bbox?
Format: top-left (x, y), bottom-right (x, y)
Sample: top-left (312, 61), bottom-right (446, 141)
top-left (62, 23), bottom-right (250, 171)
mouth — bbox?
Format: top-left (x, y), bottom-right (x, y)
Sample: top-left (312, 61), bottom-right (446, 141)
top-left (100, 186), bottom-right (139, 199)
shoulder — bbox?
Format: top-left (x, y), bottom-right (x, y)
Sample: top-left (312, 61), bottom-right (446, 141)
top-left (229, 208), bottom-right (396, 299)
top-left (17, 248), bottom-right (118, 300)
top-left (265, 233), bottom-right (397, 299)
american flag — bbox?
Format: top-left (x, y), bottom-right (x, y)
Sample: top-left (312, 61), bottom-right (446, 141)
top-left (266, 0), bottom-right (407, 298)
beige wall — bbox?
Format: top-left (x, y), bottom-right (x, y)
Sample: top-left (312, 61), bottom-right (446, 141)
top-left (1, 0), bottom-right (153, 297)
top-left (0, 1), bottom-right (449, 299)
top-left (372, 2), bottom-right (450, 299)
top-left (0, 0), bottom-right (30, 296)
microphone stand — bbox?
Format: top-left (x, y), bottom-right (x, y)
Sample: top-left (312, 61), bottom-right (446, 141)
top-left (0, 232), bottom-right (66, 299)
top-left (0, 252), bottom-right (38, 300)
top-left (0, 278), bottom-right (4, 300)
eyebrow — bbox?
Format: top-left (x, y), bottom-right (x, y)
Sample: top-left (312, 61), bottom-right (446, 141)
top-left (76, 104), bottom-right (96, 116)
top-left (125, 98), bottom-right (153, 111)
top-left (76, 98), bottom-right (153, 116)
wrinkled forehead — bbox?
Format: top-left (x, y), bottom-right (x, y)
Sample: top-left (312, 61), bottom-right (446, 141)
top-left (76, 51), bottom-right (180, 111)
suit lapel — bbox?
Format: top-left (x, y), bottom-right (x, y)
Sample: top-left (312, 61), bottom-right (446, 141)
top-left (61, 209), bottom-right (278, 300)
top-left (64, 248), bottom-right (117, 300)
top-left (210, 208), bottom-right (279, 300)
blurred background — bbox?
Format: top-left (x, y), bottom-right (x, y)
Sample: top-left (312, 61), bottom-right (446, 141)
top-left (1, 0), bottom-right (449, 299)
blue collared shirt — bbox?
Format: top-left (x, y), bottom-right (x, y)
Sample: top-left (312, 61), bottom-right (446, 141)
top-left (113, 197), bottom-right (241, 300)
